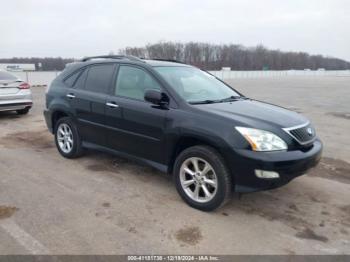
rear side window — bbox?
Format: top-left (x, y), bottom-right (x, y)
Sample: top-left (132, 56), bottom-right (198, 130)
top-left (74, 69), bottom-right (88, 90)
top-left (0, 71), bottom-right (17, 80)
top-left (64, 70), bottom-right (82, 87)
top-left (85, 64), bottom-right (115, 94)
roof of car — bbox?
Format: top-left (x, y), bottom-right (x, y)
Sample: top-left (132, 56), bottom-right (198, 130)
top-left (62, 57), bottom-right (192, 76)
top-left (143, 59), bottom-right (191, 67)
top-left (76, 56), bottom-right (191, 67)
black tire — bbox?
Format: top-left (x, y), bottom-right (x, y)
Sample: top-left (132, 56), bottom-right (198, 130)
top-left (54, 117), bottom-right (83, 158)
top-left (174, 145), bottom-right (232, 211)
top-left (16, 108), bottom-right (30, 115)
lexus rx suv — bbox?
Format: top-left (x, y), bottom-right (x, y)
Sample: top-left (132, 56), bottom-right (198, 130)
top-left (44, 55), bottom-right (322, 211)
top-left (0, 70), bottom-right (32, 115)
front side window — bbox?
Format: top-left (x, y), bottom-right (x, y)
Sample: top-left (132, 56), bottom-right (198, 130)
top-left (85, 64), bottom-right (115, 94)
top-left (115, 65), bottom-right (161, 101)
top-left (154, 66), bottom-right (240, 103)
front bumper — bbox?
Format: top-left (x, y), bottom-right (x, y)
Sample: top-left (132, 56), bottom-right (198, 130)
top-left (228, 139), bottom-right (323, 193)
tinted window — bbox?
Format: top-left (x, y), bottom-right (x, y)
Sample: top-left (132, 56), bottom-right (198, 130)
top-left (115, 66), bottom-right (161, 101)
top-left (0, 71), bottom-right (17, 81)
top-left (64, 70), bottom-right (82, 87)
top-left (73, 68), bottom-right (88, 90)
top-left (85, 64), bottom-right (115, 94)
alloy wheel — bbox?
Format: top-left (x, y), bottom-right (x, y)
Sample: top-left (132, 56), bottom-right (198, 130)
top-left (57, 123), bottom-right (74, 154)
top-left (179, 157), bottom-right (218, 203)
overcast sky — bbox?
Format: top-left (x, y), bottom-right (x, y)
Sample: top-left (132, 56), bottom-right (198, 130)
top-left (1, 0), bottom-right (349, 61)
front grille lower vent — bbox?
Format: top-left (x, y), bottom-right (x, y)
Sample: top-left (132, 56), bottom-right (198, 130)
top-left (283, 123), bottom-right (316, 145)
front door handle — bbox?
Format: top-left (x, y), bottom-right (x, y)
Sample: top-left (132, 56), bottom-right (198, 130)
top-left (106, 102), bottom-right (119, 108)
top-left (66, 93), bottom-right (76, 99)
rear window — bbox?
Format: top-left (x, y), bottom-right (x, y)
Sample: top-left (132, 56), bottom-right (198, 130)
top-left (0, 71), bottom-right (17, 81)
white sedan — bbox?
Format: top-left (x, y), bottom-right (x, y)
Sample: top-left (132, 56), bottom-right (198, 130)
top-left (0, 70), bottom-right (32, 114)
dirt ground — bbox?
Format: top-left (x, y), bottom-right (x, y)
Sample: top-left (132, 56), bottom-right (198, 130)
top-left (0, 76), bottom-right (349, 255)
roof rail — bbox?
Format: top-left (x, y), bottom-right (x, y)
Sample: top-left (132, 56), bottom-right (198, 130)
top-left (148, 58), bottom-right (185, 64)
top-left (81, 55), bottom-right (145, 63)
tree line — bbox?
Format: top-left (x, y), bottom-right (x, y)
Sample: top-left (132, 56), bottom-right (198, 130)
top-left (120, 42), bottom-right (350, 70)
top-left (1, 42), bottom-right (349, 71)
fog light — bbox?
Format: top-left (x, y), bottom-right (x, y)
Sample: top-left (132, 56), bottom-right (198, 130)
top-left (255, 170), bottom-right (280, 179)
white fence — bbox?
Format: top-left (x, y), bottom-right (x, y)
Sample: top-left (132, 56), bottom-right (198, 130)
top-left (9, 70), bottom-right (350, 86)
top-left (209, 70), bottom-right (350, 80)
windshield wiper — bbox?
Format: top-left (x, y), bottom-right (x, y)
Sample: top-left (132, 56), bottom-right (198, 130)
top-left (189, 96), bottom-right (248, 105)
top-left (189, 99), bottom-right (218, 105)
top-left (217, 96), bottom-right (242, 102)
top-left (216, 96), bottom-right (249, 103)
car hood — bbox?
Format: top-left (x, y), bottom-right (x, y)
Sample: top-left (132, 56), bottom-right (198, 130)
top-left (193, 99), bottom-right (308, 129)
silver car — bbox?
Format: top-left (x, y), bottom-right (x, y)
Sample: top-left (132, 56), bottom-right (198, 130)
top-left (0, 70), bottom-right (32, 115)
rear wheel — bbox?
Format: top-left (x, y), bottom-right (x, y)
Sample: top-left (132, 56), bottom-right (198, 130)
top-left (54, 117), bottom-right (83, 158)
top-left (16, 108), bottom-right (30, 115)
top-left (174, 145), bottom-right (232, 211)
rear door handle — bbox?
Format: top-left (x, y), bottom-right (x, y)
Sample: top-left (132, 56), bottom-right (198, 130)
top-left (106, 102), bottom-right (119, 108)
top-left (66, 93), bottom-right (76, 99)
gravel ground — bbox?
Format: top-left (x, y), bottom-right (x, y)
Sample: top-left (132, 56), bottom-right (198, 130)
top-left (0, 76), bottom-right (349, 255)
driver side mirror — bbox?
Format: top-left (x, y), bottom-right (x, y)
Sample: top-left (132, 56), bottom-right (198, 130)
top-left (144, 89), bottom-right (169, 106)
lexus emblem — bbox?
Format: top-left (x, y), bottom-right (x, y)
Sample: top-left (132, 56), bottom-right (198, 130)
top-left (307, 127), bottom-right (313, 136)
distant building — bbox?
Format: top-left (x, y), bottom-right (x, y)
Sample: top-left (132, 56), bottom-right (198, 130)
top-left (0, 63), bottom-right (36, 72)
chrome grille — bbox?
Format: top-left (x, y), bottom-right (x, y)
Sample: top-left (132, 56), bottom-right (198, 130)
top-left (283, 123), bottom-right (316, 145)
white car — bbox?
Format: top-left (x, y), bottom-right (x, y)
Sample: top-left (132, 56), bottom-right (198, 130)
top-left (0, 70), bottom-right (32, 114)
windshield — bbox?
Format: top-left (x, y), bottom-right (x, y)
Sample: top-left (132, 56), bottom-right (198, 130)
top-left (0, 71), bottom-right (17, 81)
top-left (154, 66), bottom-right (240, 103)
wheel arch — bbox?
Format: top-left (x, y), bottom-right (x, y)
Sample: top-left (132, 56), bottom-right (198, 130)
top-left (51, 108), bottom-right (75, 132)
top-left (168, 134), bottom-right (231, 176)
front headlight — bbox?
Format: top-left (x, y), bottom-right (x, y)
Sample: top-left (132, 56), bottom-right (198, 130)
top-left (235, 127), bottom-right (287, 151)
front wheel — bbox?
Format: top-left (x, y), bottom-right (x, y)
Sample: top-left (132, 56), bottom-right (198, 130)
top-left (174, 145), bottom-right (232, 211)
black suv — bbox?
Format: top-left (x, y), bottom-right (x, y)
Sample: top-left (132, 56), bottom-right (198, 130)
top-left (44, 55), bottom-right (322, 211)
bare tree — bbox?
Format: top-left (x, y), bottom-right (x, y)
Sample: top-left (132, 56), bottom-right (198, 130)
top-left (120, 41), bottom-right (350, 70)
